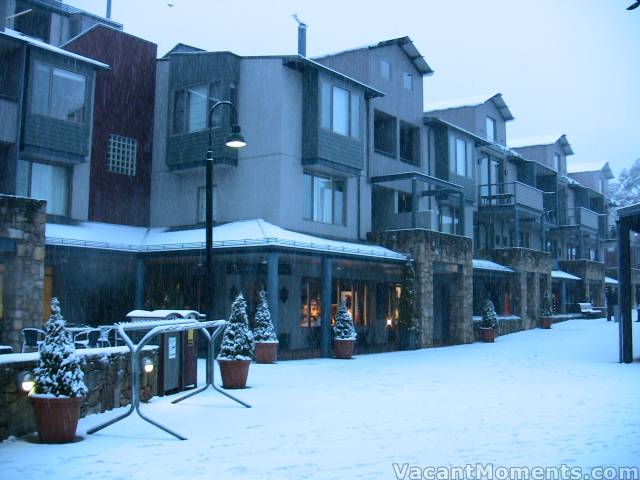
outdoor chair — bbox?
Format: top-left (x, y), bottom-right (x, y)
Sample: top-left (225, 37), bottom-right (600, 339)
top-left (74, 329), bottom-right (102, 349)
top-left (21, 328), bottom-right (45, 353)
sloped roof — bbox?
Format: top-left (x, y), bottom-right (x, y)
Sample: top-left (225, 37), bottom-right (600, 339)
top-left (567, 161), bottom-right (614, 179)
top-left (424, 93), bottom-right (514, 121)
top-left (1, 28), bottom-right (109, 69)
top-left (28, 0), bottom-right (122, 29)
top-left (472, 259), bottom-right (514, 273)
top-left (45, 219), bottom-right (406, 261)
top-left (551, 270), bottom-right (581, 281)
top-left (509, 134), bottom-right (574, 155)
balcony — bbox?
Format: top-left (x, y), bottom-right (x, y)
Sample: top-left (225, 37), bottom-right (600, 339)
top-left (373, 210), bottom-right (436, 232)
top-left (556, 207), bottom-right (600, 231)
top-left (478, 182), bottom-right (544, 212)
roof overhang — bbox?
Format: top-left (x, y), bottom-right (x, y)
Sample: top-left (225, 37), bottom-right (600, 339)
top-left (551, 270), bottom-right (581, 281)
top-left (472, 259), bottom-right (514, 273)
top-left (376, 36), bottom-right (433, 76)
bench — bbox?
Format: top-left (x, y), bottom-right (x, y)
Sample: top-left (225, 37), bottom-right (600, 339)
top-left (577, 303), bottom-right (606, 319)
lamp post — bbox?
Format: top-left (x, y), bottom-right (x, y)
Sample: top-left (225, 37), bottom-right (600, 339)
top-left (205, 101), bottom-right (246, 322)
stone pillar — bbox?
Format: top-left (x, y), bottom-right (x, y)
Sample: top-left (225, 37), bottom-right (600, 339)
top-left (0, 196), bottom-right (46, 352)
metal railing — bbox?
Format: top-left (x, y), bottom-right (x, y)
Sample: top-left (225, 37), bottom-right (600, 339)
top-left (478, 182), bottom-right (543, 211)
top-left (373, 210), bottom-right (436, 232)
top-left (556, 207), bottom-right (600, 230)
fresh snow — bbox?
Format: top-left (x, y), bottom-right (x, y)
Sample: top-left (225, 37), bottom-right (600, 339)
top-left (551, 270), bottom-right (582, 281)
top-left (1, 317), bottom-right (640, 479)
top-left (472, 259), bottom-right (514, 273)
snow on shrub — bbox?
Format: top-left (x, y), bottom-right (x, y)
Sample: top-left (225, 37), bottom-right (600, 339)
top-left (480, 299), bottom-right (498, 329)
top-left (253, 291), bottom-right (278, 343)
top-left (333, 299), bottom-right (357, 340)
top-left (33, 298), bottom-right (87, 398)
top-left (218, 294), bottom-right (255, 360)
top-left (541, 293), bottom-right (553, 317)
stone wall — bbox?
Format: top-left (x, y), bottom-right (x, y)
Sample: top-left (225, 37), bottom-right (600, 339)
top-left (373, 229), bottom-right (474, 347)
top-left (0, 347), bottom-right (158, 441)
top-left (488, 248), bottom-right (552, 330)
top-left (560, 259), bottom-right (605, 307)
top-left (0, 195), bottom-right (46, 351)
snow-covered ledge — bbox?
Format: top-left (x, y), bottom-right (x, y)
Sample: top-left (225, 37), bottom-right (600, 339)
top-left (0, 346), bottom-right (159, 441)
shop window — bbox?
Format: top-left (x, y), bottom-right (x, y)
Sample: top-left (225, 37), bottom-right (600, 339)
top-left (301, 277), bottom-right (322, 328)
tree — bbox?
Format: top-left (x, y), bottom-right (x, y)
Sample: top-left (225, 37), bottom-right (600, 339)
top-left (333, 299), bottom-right (356, 340)
top-left (398, 256), bottom-right (420, 349)
top-left (34, 298), bottom-right (88, 397)
top-left (218, 294), bottom-right (254, 360)
top-left (253, 291), bottom-right (278, 343)
top-left (481, 299), bottom-right (498, 329)
top-left (609, 158), bottom-right (640, 208)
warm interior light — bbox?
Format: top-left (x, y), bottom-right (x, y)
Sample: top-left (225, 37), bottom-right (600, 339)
top-left (17, 371), bottom-right (35, 393)
top-left (143, 358), bottom-right (154, 374)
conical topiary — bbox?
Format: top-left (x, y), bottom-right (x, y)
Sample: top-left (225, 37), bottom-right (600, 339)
top-left (333, 299), bottom-right (357, 340)
top-left (33, 298), bottom-right (87, 397)
top-left (481, 299), bottom-right (498, 329)
top-left (541, 293), bottom-right (553, 317)
top-left (218, 294), bottom-right (255, 360)
top-left (398, 256), bottom-right (420, 349)
top-left (253, 291), bottom-right (278, 343)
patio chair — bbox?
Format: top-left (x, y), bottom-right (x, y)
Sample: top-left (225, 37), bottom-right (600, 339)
top-left (21, 328), bottom-right (45, 353)
top-left (74, 329), bottom-right (102, 349)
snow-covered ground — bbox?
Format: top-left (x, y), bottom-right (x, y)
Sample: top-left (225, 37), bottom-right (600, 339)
top-left (2, 317), bottom-right (640, 480)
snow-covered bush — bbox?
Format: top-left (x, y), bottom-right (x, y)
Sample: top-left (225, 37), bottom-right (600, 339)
top-left (33, 298), bottom-right (87, 398)
top-left (253, 291), bottom-right (278, 343)
top-left (333, 299), bottom-right (357, 340)
top-left (398, 256), bottom-right (420, 349)
top-left (480, 299), bottom-right (498, 329)
top-left (541, 293), bottom-right (553, 317)
top-left (218, 294), bottom-right (254, 360)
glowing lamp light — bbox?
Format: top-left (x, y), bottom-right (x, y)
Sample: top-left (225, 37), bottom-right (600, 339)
top-left (17, 371), bottom-right (35, 393)
top-left (224, 125), bottom-right (247, 149)
top-left (386, 317), bottom-right (393, 327)
top-left (143, 358), bottom-right (154, 374)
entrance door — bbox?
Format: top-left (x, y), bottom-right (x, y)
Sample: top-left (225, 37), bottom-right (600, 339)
top-left (433, 275), bottom-right (451, 345)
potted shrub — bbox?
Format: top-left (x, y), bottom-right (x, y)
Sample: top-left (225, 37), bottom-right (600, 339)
top-left (253, 291), bottom-right (278, 364)
top-left (540, 293), bottom-right (553, 329)
top-left (217, 294), bottom-right (254, 388)
top-left (30, 298), bottom-right (88, 443)
top-left (479, 299), bottom-right (498, 343)
top-left (333, 299), bottom-right (357, 359)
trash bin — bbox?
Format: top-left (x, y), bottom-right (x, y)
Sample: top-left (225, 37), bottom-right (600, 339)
top-left (125, 309), bottom-right (204, 396)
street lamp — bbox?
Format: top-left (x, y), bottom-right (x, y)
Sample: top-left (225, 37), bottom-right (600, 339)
top-left (205, 101), bottom-right (246, 323)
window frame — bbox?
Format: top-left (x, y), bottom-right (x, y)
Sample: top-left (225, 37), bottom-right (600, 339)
top-left (486, 116), bottom-right (496, 143)
top-left (380, 60), bottom-right (391, 81)
top-left (303, 171), bottom-right (347, 226)
top-left (24, 161), bottom-right (71, 217)
top-left (31, 61), bottom-right (87, 124)
top-left (373, 109), bottom-right (397, 158)
top-left (402, 72), bottom-right (413, 91)
top-left (399, 120), bottom-right (420, 165)
top-left (172, 80), bottom-right (224, 135)
top-left (319, 80), bottom-right (360, 139)
top-left (451, 135), bottom-right (473, 178)
top-left (106, 134), bottom-right (138, 176)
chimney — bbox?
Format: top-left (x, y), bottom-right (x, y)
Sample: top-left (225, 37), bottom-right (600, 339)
top-left (292, 14), bottom-right (307, 57)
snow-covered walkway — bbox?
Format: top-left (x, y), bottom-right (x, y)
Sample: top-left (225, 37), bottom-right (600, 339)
top-left (2, 318), bottom-right (640, 479)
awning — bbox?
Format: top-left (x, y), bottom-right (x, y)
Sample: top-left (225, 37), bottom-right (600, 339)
top-left (472, 259), bottom-right (514, 273)
top-left (605, 276), bottom-right (619, 285)
top-left (551, 270), bottom-right (581, 281)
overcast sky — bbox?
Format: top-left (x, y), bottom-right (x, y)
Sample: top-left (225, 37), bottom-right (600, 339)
top-left (67, 0), bottom-right (639, 177)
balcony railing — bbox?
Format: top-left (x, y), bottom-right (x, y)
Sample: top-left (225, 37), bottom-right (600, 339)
top-left (478, 182), bottom-right (543, 212)
top-left (555, 207), bottom-right (600, 230)
top-left (373, 210), bottom-right (436, 232)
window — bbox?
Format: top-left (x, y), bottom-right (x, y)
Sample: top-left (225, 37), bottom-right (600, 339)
top-left (440, 206), bottom-right (458, 234)
top-left (399, 121), bottom-right (419, 165)
top-left (486, 116), bottom-right (496, 142)
top-left (197, 187), bottom-right (206, 223)
top-left (30, 162), bottom-right (69, 216)
top-left (451, 137), bottom-right (473, 178)
top-left (303, 172), bottom-right (346, 225)
top-left (380, 60), bottom-right (391, 80)
top-left (320, 81), bottom-right (359, 138)
top-left (397, 191), bottom-right (412, 214)
top-left (107, 134), bottom-right (137, 176)
top-left (598, 178), bottom-right (605, 194)
top-left (552, 153), bottom-right (560, 172)
top-left (173, 81), bottom-right (223, 134)
top-left (32, 62), bottom-right (86, 123)
top-left (402, 72), bottom-right (412, 90)
top-left (374, 110), bottom-right (397, 157)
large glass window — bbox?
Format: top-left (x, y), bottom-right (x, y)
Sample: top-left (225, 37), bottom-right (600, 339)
top-left (451, 136), bottom-right (473, 178)
top-left (30, 162), bottom-right (69, 216)
top-left (399, 121), bottom-right (419, 165)
top-left (374, 110), bottom-right (397, 157)
top-left (320, 81), bottom-right (359, 138)
top-left (303, 172), bottom-right (346, 225)
top-left (486, 116), bottom-right (496, 142)
top-left (31, 62), bottom-right (86, 123)
top-left (173, 81), bottom-right (223, 134)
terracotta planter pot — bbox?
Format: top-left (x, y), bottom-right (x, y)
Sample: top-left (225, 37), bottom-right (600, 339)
top-left (255, 342), bottom-right (278, 364)
top-left (540, 316), bottom-right (553, 329)
top-left (333, 338), bottom-right (355, 359)
top-left (30, 394), bottom-right (85, 443)
top-left (217, 359), bottom-right (251, 389)
top-left (480, 327), bottom-right (496, 343)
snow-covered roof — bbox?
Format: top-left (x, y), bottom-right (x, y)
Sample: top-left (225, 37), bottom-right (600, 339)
top-left (551, 270), bottom-right (581, 281)
top-left (605, 276), bottom-right (619, 285)
top-left (509, 134), bottom-right (574, 155)
top-left (472, 259), bottom-right (514, 273)
top-left (1, 29), bottom-right (109, 69)
top-left (424, 93), bottom-right (514, 121)
top-left (567, 161), bottom-right (614, 179)
top-left (45, 219), bottom-right (406, 261)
